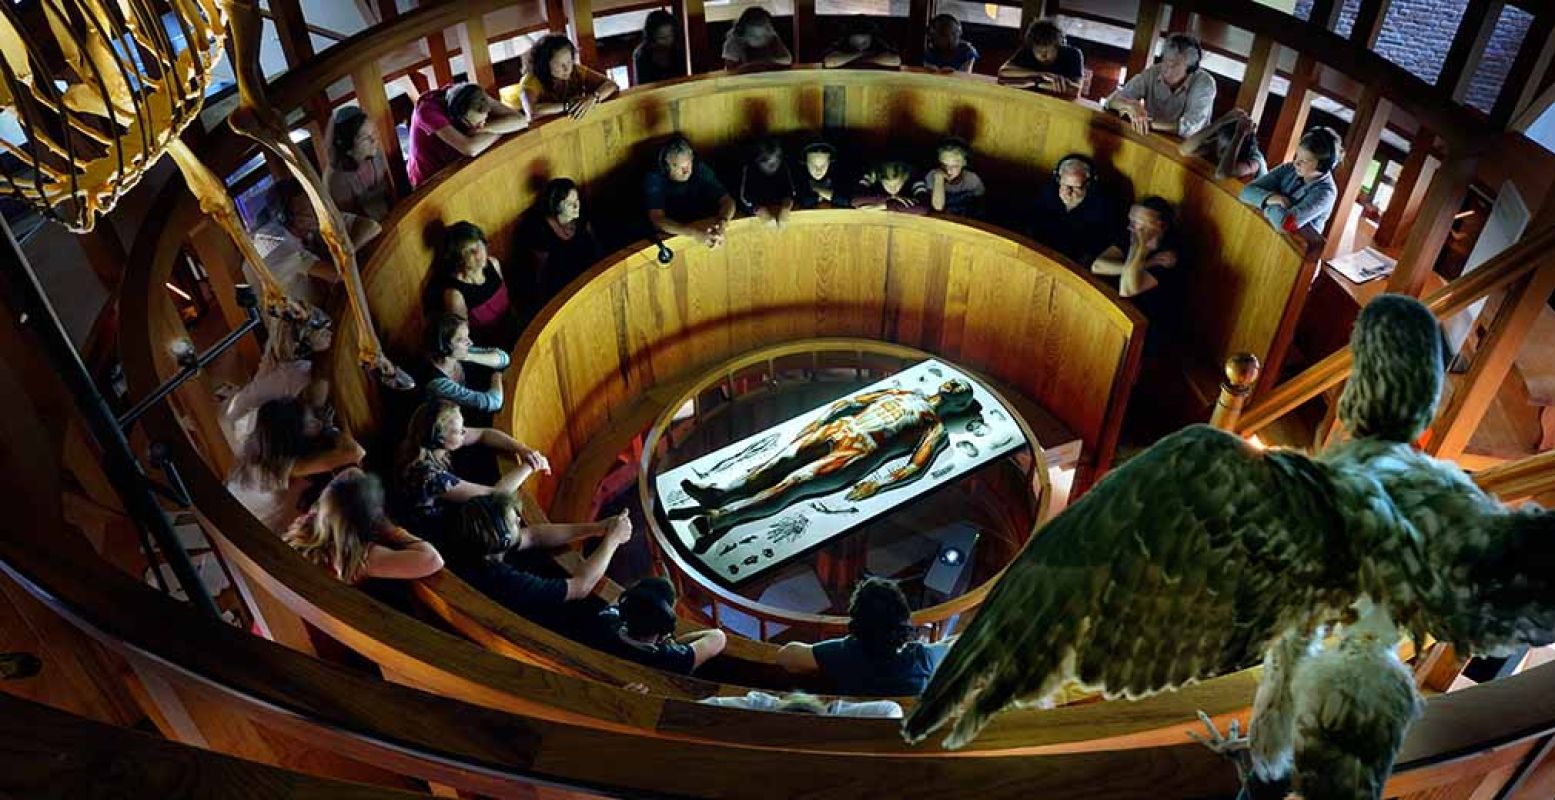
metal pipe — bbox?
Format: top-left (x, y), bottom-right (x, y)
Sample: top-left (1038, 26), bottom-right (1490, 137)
top-left (116, 298), bottom-right (261, 430)
top-left (0, 217), bottom-right (221, 619)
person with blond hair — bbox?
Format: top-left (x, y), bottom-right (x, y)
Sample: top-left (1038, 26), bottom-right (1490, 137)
top-left (285, 468), bottom-right (443, 584)
top-left (394, 400), bottom-right (549, 538)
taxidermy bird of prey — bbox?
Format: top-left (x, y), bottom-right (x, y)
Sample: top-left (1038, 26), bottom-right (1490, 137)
top-left (901, 294), bottom-right (1555, 799)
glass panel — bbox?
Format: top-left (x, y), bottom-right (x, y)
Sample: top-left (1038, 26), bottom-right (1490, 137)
top-left (816, 0), bottom-right (909, 17)
top-left (1466, 4), bottom-right (1535, 114)
top-left (1290, 0), bottom-right (1314, 20)
top-left (1374, 0), bottom-right (1468, 84)
top-left (1332, 0), bottom-right (1362, 38)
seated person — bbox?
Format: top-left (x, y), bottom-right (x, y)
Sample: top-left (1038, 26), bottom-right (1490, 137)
top-left (427, 221), bottom-right (518, 348)
top-left (1178, 109), bottom-right (1267, 180)
top-left (221, 300), bottom-right (332, 455)
top-left (1105, 32), bottom-right (1215, 137)
top-left (587, 576), bottom-right (726, 675)
top-left (407, 82), bottom-right (528, 188)
top-left (920, 14), bottom-right (978, 73)
top-left (777, 577), bottom-right (948, 696)
top-left (418, 314), bottom-right (511, 420)
top-left (1031, 153), bottom-right (1115, 265)
top-left (251, 178), bottom-right (379, 306)
top-left (443, 495), bottom-right (632, 629)
top-left (324, 106), bottom-right (393, 222)
top-left (284, 468), bottom-right (444, 584)
top-left (700, 690), bottom-right (904, 719)
top-left (644, 134), bottom-right (737, 248)
top-left (823, 16), bottom-right (901, 69)
top-left (998, 18), bottom-right (1084, 98)
top-left (1239, 126), bottom-right (1343, 234)
top-left (853, 161), bottom-right (927, 215)
top-left (226, 396), bottom-right (365, 532)
top-left (795, 141), bottom-right (851, 209)
top-left (633, 10), bottom-right (688, 85)
top-left (739, 138), bottom-right (796, 228)
top-left (519, 35), bottom-right (619, 122)
top-left (1090, 196), bottom-right (1185, 338)
top-left (722, 7), bottom-right (792, 71)
top-left (516, 178), bottom-right (601, 301)
top-left (394, 400), bottom-right (550, 539)
top-left (917, 137), bottom-right (985, 217)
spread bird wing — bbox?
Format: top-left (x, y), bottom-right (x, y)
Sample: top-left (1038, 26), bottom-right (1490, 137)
top-left (1364, 451), bottom-right (1555, 655)
top-left (903, 425), bottom-right (1356, 749)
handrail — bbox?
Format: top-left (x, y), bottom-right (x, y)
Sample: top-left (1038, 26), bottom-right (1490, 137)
top-left (1234, 224), bottom-right (1555, 437)
top-left (1475, 449), bottom-right (1555, 503)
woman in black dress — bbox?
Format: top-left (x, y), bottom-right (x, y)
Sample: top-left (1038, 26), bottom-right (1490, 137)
top-left (515, 178), bottom-right (601, 305)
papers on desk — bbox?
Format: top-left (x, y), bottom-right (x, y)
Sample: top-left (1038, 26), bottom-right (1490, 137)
top-left (1327, 248), bottom-right (1397, 284)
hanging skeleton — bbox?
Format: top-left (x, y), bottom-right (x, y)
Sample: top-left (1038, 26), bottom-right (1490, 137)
top-left (0, 0), bottom-right (407, 388)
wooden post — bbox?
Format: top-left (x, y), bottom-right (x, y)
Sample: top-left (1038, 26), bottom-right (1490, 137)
top-left (1019, 0), bottom-right (1057, 36)
top-left (545, 0), bottom-right (567, 34)
top-left (1268, 54), bottom-right (1318, 164)
top-left (1165, 5), bottom-right (1191, 34)
top-left (1322, 85), bottom-right (1392, 260)
top-left (185, 220), bottom-right (261, 372)
top-left (1438, 0), bottom-right (1505, 102)
top-left (460, 12), bottom-right (496, 90)
top-left (1348, 0), bottom-right (1392, 48)
top-left (904, 0), bottom-right (933, 67)
top-left (1209, 354), bottom-right (1262, 431)
top-left (350, 59), bottom-right (408, 199)
top-left (1236, 35), bottom-right (1280, 122)
top-left (1425, 262), bottom-right (1555, 460)
top-left (426, 31), bottom-right (454, 87)
top-left (793, 0), bottom-right (819, 64)
top-left (565, 0), bottom-right (598, 66)
top-left (1374, 126), bottom-right (1438, 248)
top-left (1493, 7), bottom-right (1555, 126)
top-left (1385, 153), bottom-right (1477, 297)
top-left (1306, 0), bottom-right (1344, 30)
top-left (1126, 0), bottom-right (1165, 80)
top-left (675, 0), bottom-right (712, 73)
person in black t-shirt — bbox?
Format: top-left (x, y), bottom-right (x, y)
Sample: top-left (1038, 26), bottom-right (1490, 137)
top-left (739, 138), bottom-right (796, 227)
top-left (997, 18), bottom-right (1084, 98)
top-left (516, 177), bottom-right (601, 303)
top-left (1031, 153), bottom-right (1116, 265)
top-left (587, 577), bottom-right (726, 675)
top-left (631, 10), bottom-right (687, 86)
top-left (795, 141), bottom-right (851, 209)
top-left (1090, 196), bottom-right (1185, 349)
top-left (443, 494), bottom-right (631, 631)
top-left (643, 134), bottom-right (736, 248)
top-left (822, 15), bottom-right (902, 69)
top-left (777, 577), bottom-right (950, 696)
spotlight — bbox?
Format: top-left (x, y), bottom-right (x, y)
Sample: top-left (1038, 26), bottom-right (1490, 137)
top-left (939, 547), bottom-right (963, 567)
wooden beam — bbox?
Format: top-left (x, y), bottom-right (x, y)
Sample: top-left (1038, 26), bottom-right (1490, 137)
top-left (674, 0), bottom-right (712, 73)
top-left (1322, 84), bottom-right (1392, 260)
top-left (350, 59), bottom-right (408, 199)
top-left (426, 30), bottom-right (454, 87)
top-left (1236, 35), bottom-right (1280, 122)
top-left (372, 0), bottom-right (396, 24)
top-left (1438, 0), bottom-right (1505, 102)
top-left (1427, 261), bottom-right (1555, 460)
top-left (1385, 153), bottom-right (1477, 297)
top-left (460, 12), bottom-right (496, 90)
top-left (1306, 0), bottom-right (1343, 30)
top-left (792, 0), bottom-right (819, 64)
top-left (1019, 0), bottom-right (1058, 36)
top-left (904, 0), bottom-right (932, 66)
top-left (1348, 0), bottom-right (1392, 48)
top-left (1126, 0), bottom-right (1165, 79)
top-left (267, 0), bottom-right (331, 169)
top-left (545, 0), bottom-right (566, 34)
top-left (1374, 126), bottom-right (1438, 248)
top-left (1269, 53), bottom-right (1318, 163)
top-left (1493, 7), bottom-right (1555, 126)
top-left (565, 0), bottom-right (598, 66)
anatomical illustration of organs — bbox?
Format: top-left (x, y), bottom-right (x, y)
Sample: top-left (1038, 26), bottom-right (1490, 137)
top-left (904, 296), bottom-right (1555, 800)
top-left (0, 0), bottom-right (405, 386)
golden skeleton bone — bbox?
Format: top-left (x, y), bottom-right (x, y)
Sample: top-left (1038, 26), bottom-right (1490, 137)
top-left (0, 0), bottom-right (405, 386)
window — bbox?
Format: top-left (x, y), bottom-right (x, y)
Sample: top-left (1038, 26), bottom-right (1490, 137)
top-left (933, 1), bottom-right (1022, 30)
top-left (1465, 4), bottom-right (1535, 114)
top-left (1375, 0), bottom-right (1469, 84)
top-left (1332, 0), bottom-right (1363, 38)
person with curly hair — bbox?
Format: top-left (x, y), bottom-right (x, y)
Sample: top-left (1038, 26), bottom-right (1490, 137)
top-left (998, 18), bottom-right (1084, 97)
top-left (853, 160), bottom-right (927, 214)
top-left (777, 578), bottom-right (950, 695)
top-left (519, 35), bottom-right (619, 121)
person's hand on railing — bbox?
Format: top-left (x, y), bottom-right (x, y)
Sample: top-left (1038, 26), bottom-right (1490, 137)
top-left (516, 443), bottom-right (551, 475)
top-left (1118, 98), bottom-right (1151, 135)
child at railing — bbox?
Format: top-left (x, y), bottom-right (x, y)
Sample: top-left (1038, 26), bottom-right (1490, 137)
top-left (739, 138), bottom-right (796, 228)
top-left (917, 137), bottom-right (985, 218)
top-left (633, 10), bottom-right (687, 86)
top-left (853, 161), bottom-right (927, 214)
top-left (998, 18), bottom-right (1084, 98)
top-left (722, 7), bottom-right (792, 71)
top-left (794, 141), bottom-right (851, 209)
top-left (920, 14), bottom-right (978, 74)
top-left (823, 16), bottom-right (901, 69)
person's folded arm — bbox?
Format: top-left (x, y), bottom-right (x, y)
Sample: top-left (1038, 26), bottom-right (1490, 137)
top-left (1238, 167), bottom-right (1282, 209)
top-left (1090, 244), bottom-right (1128, 276)
top-left (426, 374), bottom-right (502, 413)
top-left (463, 346), bottom-right (510, 370)
top-left (434, 125), bottom-right (503, 158)
top-left (1282, 180), bottom-right (1337, 231)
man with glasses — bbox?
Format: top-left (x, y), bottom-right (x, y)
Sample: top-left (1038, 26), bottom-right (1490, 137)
top-left (1031, 154), bottom-right (1117, 266)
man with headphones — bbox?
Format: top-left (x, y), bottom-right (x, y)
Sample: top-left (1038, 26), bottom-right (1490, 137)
top-left (587, 576), bottom-right (727, 675)
top-left (1031, 153), bottom-right (1116, 265)
top-left (645, 133), bottom-right (737, 249)
top-left (1105, 32), bottom-right (1217, 138)
top-left (1238, 125), bottom-right (1344, 233)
